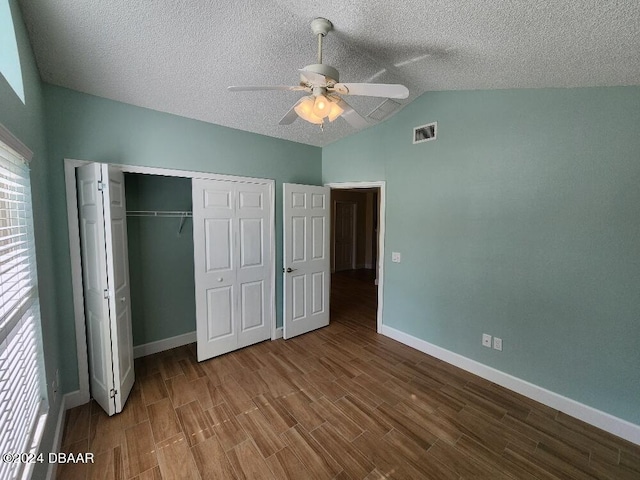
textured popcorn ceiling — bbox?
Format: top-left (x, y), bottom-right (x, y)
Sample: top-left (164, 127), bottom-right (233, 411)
top-left (18, 0), bottom-right (640, 147)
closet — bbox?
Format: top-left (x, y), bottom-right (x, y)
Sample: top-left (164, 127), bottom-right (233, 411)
top-left (76, 164), bottom-right (274, 415)
top-left (124, 173), bottom-right (195, 350)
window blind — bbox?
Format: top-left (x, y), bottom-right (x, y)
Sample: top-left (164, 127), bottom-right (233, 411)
top-left (0, 140), bottom-right (48, 480)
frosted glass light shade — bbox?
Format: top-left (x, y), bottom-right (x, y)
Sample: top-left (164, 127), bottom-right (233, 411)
top-left (312, 95), bottom-right (331, 118)
top-left (327, 100), bottom-right (344, 122)
top-left (294, 96), bottom-right (324, 124)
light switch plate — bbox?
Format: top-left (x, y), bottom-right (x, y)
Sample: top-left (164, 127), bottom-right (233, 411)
top-left (482, 333), bottom-right (492, 348)
top-left (391, 252), bottom-right (401, 263)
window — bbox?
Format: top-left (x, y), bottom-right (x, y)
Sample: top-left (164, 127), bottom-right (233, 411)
top-left (0, 134), bottom-right (48, 480)
top-left (0, 0), bottom-right (26, 103)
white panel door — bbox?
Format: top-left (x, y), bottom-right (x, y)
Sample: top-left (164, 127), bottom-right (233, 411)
top-left (77, 163), bottom-right (134, 415)
top-left (283, 184), bottom-right (330, 339)
top-left (104, 165), bottom-right (135, 412)
top-left (77, 163), bottom-right (114, 415)
top-left (193, 179), bottom-right (271, 361)
top-left (236, 184), bottom-right (271, 348)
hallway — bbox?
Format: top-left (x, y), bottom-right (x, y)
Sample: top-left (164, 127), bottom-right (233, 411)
top-left (330, 269), bottom-right (377, 331)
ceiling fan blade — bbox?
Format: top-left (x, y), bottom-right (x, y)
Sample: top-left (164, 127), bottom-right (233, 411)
top-left (298, 69), bottom-right (326, 86)
top-left (330, 83), bottom-right (409, 99)
top-left (228, 85), bottom-right (308, 92)
top-left (279, 101), bottom-right (301, 125)
top-left (335, 98), bottom-right (369, 129)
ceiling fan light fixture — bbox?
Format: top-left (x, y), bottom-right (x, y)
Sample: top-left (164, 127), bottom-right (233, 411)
top-left (327, 99), bottom-right (344, 122)
top-left (312, 94), bottom-right (331, 118)
top-left (228, 17), bottom-right (407, 131)
top-left (294, 96), bottom-right (324, 124)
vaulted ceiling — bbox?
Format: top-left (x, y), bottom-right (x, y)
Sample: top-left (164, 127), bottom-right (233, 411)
top-left (18, 0), bottom-right (640, 147)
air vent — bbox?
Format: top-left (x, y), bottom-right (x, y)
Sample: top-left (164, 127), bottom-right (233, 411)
top-left (413, 122), bottom-right (437, 144)
top-left (367, 99), bottom-right (401, 122)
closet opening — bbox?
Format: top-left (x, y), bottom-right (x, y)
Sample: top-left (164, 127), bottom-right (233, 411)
top-left (65, 160), bottom-right (276, 411)
top-left (124, 173), bottom-right (195, 356)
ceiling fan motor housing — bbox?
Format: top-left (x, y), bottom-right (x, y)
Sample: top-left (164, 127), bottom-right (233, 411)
top-left (302, 64), bottom-right (340, 84)
top-left (310, 18), bottom-right (332, 37)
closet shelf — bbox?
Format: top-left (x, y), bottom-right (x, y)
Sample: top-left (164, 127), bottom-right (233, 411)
top-left (126, 210), bottom-right (192, 218)
top-left (126, 211), bottom-right (192, 235)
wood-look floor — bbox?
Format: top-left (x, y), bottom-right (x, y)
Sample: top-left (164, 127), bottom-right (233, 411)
top-left (58, 270), bottom-right (640, 479)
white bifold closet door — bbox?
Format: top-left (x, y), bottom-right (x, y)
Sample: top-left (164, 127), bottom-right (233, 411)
top-left (193, 178), bottom-right (272, 361)
top-left (282, 184), bottom-right (330, 339)
top-left (77, 163), bottom-right (135, 416)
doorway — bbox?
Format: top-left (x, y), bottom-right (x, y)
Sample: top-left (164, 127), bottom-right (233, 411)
top-left (327, 182), bottom-right (385, 333)
top-left (333, 201), bottom-right (357, 272)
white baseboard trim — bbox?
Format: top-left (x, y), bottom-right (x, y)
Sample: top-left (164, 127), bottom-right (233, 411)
top-left (46, 395), bottom-right (68, 480)
top-left (133, 331), bottom-right (196, 359)
top-left (64, 389), bottom-right (89, 410)
top-left (274, 327), bottom-right (283, 340)
top-left (381, 325), bottom-right (640, 446)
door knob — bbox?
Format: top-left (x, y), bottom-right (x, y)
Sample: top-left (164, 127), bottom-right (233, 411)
top-left (285, 267), bottom-right (296, 273)
top-left (217, 277), bottom-right (223, 282)
top-left (119, 297), bottom-right (126, 303)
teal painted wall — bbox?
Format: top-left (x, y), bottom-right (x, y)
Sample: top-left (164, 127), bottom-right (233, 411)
top-left (0, 1), bottom-right (61, 477)
top-left (125, 174), bottom-right (196, 345)
top-left (7, 0), bottom-right (639, 438)
top-left (43, 84), bottom-right (322, 391)
top-left (323, 87), bottom-right (640, 425)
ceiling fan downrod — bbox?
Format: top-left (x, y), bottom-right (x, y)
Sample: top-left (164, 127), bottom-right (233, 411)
top-left (311, 18), bottom-right (332, 65)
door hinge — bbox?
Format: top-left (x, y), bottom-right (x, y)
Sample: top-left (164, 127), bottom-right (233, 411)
top-left (103, 289), bottom-right (110, 299)
top-left (97, 181), bottom-right (106, 191)
top-left (109, 389), bottom-right (117, 399)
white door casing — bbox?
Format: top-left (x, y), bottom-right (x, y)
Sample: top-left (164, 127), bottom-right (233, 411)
top-left (193, 179), bottom-right (271, 361)
top-left (283, 183), bottom-right (330, 339)
top-left (76, 163), bottom-right (134, 415)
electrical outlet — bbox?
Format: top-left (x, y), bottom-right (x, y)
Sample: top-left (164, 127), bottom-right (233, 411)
top-left (482, 333), bottom-right (492, 348)
top-left (391, 252), bottom-right (401, 263)
top-left (493, 337), bottom-right (503, 351)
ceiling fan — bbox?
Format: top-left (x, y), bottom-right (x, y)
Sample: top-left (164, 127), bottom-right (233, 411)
top-left (228, 18), bottom-right (409, 129)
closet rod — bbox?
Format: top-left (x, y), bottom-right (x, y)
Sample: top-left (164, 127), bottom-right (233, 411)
top-left (126, 210), bottom-right (192, 218)
top-left (126, 210), bottom-right (192, 236)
